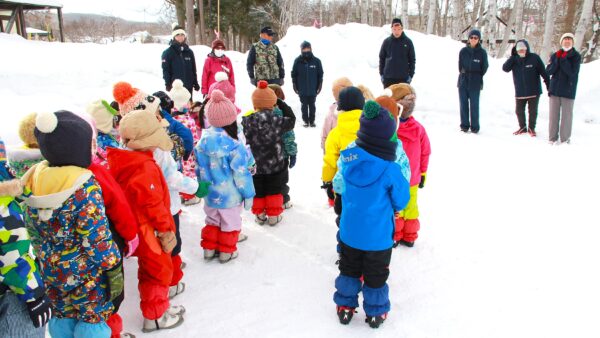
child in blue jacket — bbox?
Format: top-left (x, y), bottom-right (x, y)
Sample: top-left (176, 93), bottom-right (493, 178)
top-left (195, 90), bottom-right (255, 263)
top-left (333, 100), bottom-right (410, 329)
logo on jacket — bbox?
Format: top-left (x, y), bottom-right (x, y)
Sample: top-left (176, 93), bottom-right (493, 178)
top-left (184, 57), bottom-right (191, 61)
top-left (473, 59), bottom-right (481, 63)
top-left (525, 64), bottom-right (533, 68)
top-left (342, 153), bottom-right (358, 162)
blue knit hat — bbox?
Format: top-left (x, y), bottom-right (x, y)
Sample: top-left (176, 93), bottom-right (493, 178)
top-left (469, 29), bottom-right (481, 40)
top-left (338, 87), bottom-right (365, 112)
top-left (355, 100), bottom-right (397, 161)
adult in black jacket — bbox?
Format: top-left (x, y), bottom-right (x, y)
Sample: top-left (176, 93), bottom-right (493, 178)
top-left (161, 25), bottom-right (199, 97)
top-left (546, 33), bottom-right (581, 144)
top-left (502, 39), bottom-right (550, 136)
top-left (457, 29), bottom-right (488, 134)
top-left (291, 41), bottom-right (324, 127)
top-left (379, 18), bottom-right (416, 88)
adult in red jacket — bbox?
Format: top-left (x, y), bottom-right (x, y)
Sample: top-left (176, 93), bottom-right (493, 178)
top-left (201, 39), bottom-right (235, 98)
top-left (107, 109), bottom-right (184, 332)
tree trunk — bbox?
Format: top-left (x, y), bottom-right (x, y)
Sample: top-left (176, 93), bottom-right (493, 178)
top-left (442, 0), bottom-right (450, 36)
top-left (361, 0), bottom-right (368, 24)
top-left (197, 0), bottom-right (206, 45)
top-left (564, 0), bottom-right (578, 31)
top-left (575, 0), bottom-right (594, 51)
top-left (402, 0), bottom-right (409, 30)
top-left (426, 0), bottom-right (437, 34)
top-left (422, 0), bottom-right (430, 31)
top-left (482, 0), bottom-right (498, 53)
top-left (497, 0), bottom-right (523, 58)
top-left (185, 0), bottom-right (196, 45)
top-left (453, 0), bottom-right (465, 39)
top-left (541, 0), bottom-right (557, 62)
top-left (472, 0), bottom-right (482, 26)
top-left (583, 13), bottom-right (599, 63)
top-left (175, 0), bottom-right (186, 28)
top-left (513, 0), bottom-right (524, 39)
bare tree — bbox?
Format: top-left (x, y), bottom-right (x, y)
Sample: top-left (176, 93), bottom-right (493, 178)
top-left (583, 1), bottom-right (599, 62)
top-left (185, 0), bottom-right (196, 44)
top-left (197, 0), bottom-right (206, 44)
top-left (402, 0), bottom-right (409, 29)
top-left (575, 0), bottom-right (594, 51)
top-left (426, 0), bottom-right (437, 34)
top-left (482, 0), bottom-right (498, 54)
top-left (541, 0), bottom-right (557, 62)
top-left (564, 0), bottom-right (578, 31)
top-left (453, 0), bottom-right (465, 38)
top-left (497, 0), bottom-right (524, 57)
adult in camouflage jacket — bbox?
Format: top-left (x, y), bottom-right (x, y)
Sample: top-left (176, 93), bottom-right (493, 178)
top-left (246, 27), bottom-right (285, 86)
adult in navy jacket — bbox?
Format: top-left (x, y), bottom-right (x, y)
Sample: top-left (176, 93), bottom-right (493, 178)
top-left (379, 18), bottom-right (415, 88)
top-left (502, 39), bottom-right (549, 136)
top-left (161, 25), bottom-right (200, 98)
top-left (291, 41), bottom-right (324, 127)
top-left (457, 29), bottom-right (488, 134)
top-left (546, 33), bottom-right (581, 144)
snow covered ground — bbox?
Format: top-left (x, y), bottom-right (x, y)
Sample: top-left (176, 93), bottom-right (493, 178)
top-left (1, 24), bottom-right (600, 337)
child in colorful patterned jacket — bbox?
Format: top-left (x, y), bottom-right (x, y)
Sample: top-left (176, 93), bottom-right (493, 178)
top-left (21, 111), bottom-right (122, 338)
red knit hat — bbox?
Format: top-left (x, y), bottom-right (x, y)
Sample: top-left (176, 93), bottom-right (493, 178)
top-left (252, 80), bottom-right (277, 110)
top-left (212, 39), bottom-right (225, 50)
top-left (206, 89), bottom-right (238, 127)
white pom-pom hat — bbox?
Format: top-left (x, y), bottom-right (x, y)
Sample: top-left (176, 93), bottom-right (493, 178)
top-left (169, 79), bottom-right (191, 111)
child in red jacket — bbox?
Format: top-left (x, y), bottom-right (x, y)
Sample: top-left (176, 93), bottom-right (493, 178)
top-left (385, 84), bottom-right (431, 247)
top-left (107, 108), bottom-right (185, 333)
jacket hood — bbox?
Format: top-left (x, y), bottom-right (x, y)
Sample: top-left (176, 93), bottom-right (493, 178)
top-left (107, 147), bottom-right (155, 184)
top-left (341, 146), bottom-right (389, 187)
top-left (514, 39), bottom-right (531, 55)
top-left (21, 161), bottom-right (92, 220)
top-left (336, 109), bottom-right (361, 137)
top-left (397, 116), bottom-right (420, 142)
top-left (198, 127), bottom-right (241, 159)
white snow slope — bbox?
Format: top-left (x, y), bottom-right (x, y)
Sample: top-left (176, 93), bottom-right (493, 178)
top-left (1, 24), bottom-right (600, 338)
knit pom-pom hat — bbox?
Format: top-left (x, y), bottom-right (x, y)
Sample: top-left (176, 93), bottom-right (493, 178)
top-left (252, 80), bottom-right (277, 110)
top-left (206, 89), bottom-right (238, 128)
top-left (113, 81), bottom-right (160, 117)
top-left (18, 113), bottom-right (39, 148)
top-left (355, 100), bottom-right (398, 161)
top-left (34, 110), bottom-right (93, 167)
top-left (169, 79), bottom-right (191, 111)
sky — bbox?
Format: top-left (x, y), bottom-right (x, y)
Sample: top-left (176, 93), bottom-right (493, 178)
top-left (58, 0), bottom-right (166, 22)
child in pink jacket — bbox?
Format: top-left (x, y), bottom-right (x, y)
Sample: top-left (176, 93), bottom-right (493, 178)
top-left (321, 77), bottom-right (353, 152)
top-left (386, 83), bottom-right (431, 247)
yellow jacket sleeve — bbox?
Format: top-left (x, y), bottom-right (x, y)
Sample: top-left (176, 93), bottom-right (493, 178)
top-left (322, 128), bottom-right (341, 181)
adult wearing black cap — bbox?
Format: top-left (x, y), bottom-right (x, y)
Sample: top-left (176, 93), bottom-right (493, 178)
top-left (161, 24), bottom-right (200, 98)
top-left (291, 41), bottom-right (324, 127)
top-left (379, 18), bottom-right (416, 88)
top-left (246, 26), bottom-right (285, 86)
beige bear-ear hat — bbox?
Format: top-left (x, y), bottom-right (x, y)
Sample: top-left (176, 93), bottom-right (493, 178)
top-left (383, 83), bottom-right (415, 101)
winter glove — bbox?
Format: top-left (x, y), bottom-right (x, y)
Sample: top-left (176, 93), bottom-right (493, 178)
top-left (244, 198), bottom-right (253, 211)
top-left (289, 155), bottom-right (296, 168)
top-left (511, 46), bottom-right (517, 56)
top-left (321, 181), bottom-right (334, 200)
top-left (293, 84), bottom-right (299, 95)
top-left (195, 181), bottom-right (211, 198)
top-left (166, 84), bottom-right (172, 92)
top-left (556, 50), bottom-right (566, 59)
top-left (193, 83), bottom-right (200, 91)
top-left (105, 262), bottom-right (124, 302)
top-left (26, 295), bottom-right (52, 328)
top-left (419, 173), bottom-right (427, 189)
top-left (125, 234), bottom-right (139, 258)
top-left (279, 78), bottom-right (285, 86)
top-left (157, 231), bottom-right (177, 254)
top-left (380, 75), bottom-right (384, 83)
top-left (406, 76), bottom-right (412, 84)
top-left (250, 78), bottom-right (257, 86)
top-left (316, 83), bottom-right (322, 95)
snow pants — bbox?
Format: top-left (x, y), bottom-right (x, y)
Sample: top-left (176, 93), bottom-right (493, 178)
top-left (136, 225), bottom-right (182, 320)
top-left (201, 205), bottom-right (242, 253)
top-left (333, 241), bottom-right (392, 316)
top-left (459, 86), bottom-right (481, 132)
top-left (252, 170), bottom-right (287, 217)
top-left (394, 185), bottom-right (420, 243)
top-left (548, 96), bottom-right (574, 143)
top-left (49, 318), bottom-right (110, 338)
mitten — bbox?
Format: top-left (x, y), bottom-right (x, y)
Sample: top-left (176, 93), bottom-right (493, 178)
top-left (250, 78), bottom-right (257, 86)
top-left (26, 295), bottom-right (52, 328)
top-left (380, 75), bottom-right (384, 83)
top-left (406, 75), bottom-right (412, 84)
top-left (289, 155), bottom-right (296, 168)
top-left (419, 173), bottom-right (426, 189)
top-left (279, 78), bottom-right (285, 86)
top-left (511, 46), bottom-right (517, 56)
top-left (244, 198), bottom-right (253, 211)
top-left (166, 84), bottom-right (172, 92)
top-left (195, 181), bottom-right (211, 198)
top-left (321, 181), bottom-right (334, 200)
top-left (125, 234), bottom-right (139, 258)
top-left (105, 262), bottom-right (124, 301)
top-left (193, 83), bottom-right (200, 91)
top-left (293, 84), bottom-right (299, 94)
top-left (157, 231), bottom-right (177, 254)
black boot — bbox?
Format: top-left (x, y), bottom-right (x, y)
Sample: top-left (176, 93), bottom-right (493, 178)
top-left (365, 313), bottom-right (387, 328)
top-left (398, 239), bottom-right (414, 247)
top-left (336, 306), bottom-right (355, 325)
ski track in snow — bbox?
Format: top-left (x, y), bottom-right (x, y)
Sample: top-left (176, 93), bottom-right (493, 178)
top-left (1, 24), bottom-right (600, 337)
